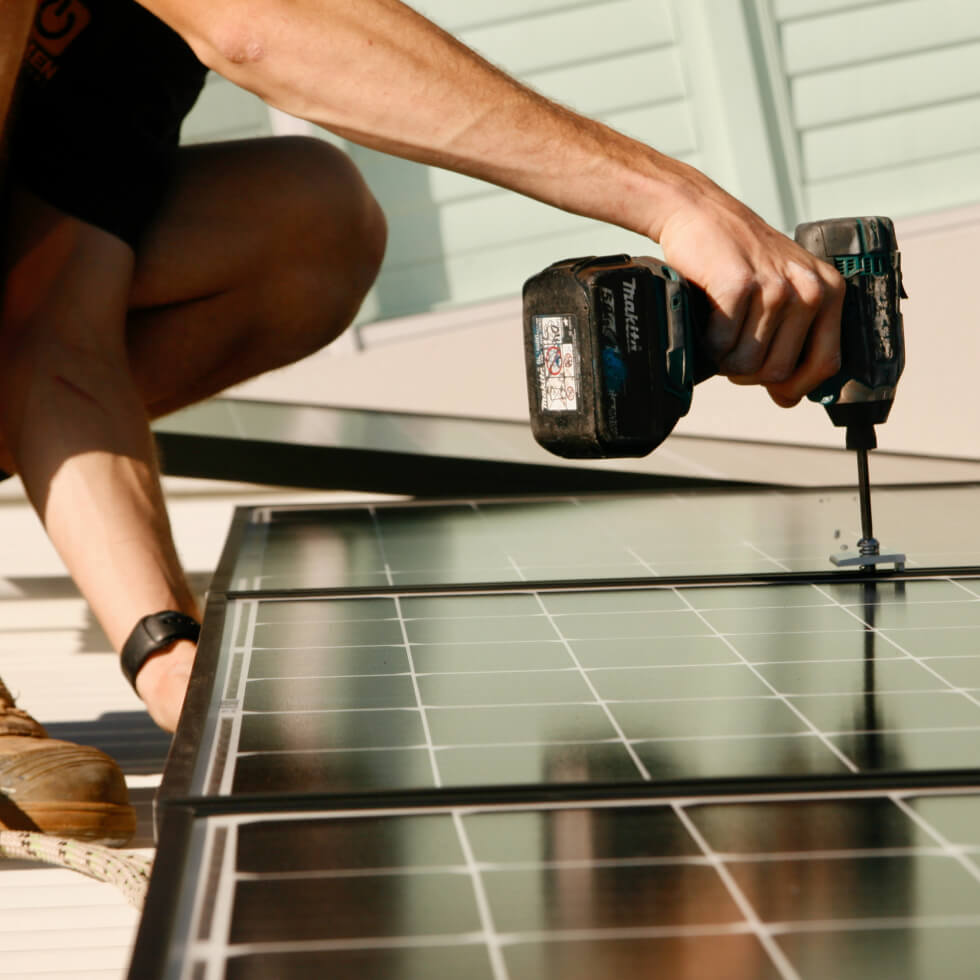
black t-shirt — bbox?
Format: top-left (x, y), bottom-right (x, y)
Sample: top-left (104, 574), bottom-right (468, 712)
top-left (9, 0), bottom-right (208, 247)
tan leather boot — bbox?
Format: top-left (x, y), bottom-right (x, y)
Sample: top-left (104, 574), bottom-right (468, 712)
top-left (0, 678), bottom-right (136, 845)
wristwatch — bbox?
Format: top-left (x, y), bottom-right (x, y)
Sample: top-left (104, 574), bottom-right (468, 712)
top-left (121, 610), bottom-right (201, 691)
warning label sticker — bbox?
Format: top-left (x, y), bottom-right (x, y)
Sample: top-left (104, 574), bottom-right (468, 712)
top-left (533, 315), bottom-right (578, 412)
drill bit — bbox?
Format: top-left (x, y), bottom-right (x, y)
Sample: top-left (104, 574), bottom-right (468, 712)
top-left (854, 444), bottom-right (879, 563)
top-left (831, 423), bottom-right (905, 570)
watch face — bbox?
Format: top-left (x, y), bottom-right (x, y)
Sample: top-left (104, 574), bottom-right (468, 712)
top-left (149, 611), bottom-right (199, 642)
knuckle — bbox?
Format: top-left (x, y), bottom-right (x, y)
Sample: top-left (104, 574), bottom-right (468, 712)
top-left (817, 350), bottom-right (843, 378)
top-left (795, 273), bottom-right (825, 309)
top-left (706, 322), bottom-right (739, 361)
top-left (716, 270), bottom-right (756, 300)
top-left (758, 363), bottom-right (792, 385)
top-left (761, 276), bottom-right (792, 309)
top-left (719, 347), bottom-right (765, 377)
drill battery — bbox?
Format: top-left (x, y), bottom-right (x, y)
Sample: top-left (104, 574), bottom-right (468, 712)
top-left (522, 254), bottom-right (709, 458)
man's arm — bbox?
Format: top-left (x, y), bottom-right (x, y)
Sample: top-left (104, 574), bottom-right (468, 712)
top-left (0, 192), bottom-right (200, 732)
top-left (2, 6), bottom-right (197, 734)
top-left (140, 0), bottom-right (843, 405)
top-left (0, 1), bottom-right (34, 131)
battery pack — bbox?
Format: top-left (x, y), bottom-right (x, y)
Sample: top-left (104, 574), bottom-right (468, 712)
top-left (522, 254), bottom-right (700, 458)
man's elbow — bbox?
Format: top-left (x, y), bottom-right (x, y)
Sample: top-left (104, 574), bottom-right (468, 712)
top-left (162, 3), bottom-right (271, 76)
top-left (202, 25), bottom-right (268, 70)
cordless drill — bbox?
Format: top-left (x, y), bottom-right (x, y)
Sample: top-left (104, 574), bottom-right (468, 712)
top-left (522, 216), bottom-right (907, 568)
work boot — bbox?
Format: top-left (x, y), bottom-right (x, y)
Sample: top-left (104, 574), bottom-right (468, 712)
top-left (0, 678), bottom-right (136, 845)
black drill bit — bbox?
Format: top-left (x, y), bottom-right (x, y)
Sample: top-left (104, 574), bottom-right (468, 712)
top-left (856, 445), bottom-right (874, 543)
top-left (831, 425), bottom-right (904, 571)
top-left (847, 423), bottom-right (880, 565)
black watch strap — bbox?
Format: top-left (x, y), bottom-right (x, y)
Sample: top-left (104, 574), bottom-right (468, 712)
top-left (121, 611), bottom-right (200, 691)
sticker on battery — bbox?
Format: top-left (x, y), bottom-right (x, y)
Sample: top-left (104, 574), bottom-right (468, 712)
top-left (533, 315), bottom-right (579, 412)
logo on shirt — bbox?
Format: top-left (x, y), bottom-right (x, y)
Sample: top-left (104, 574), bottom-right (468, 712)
top-left (23, 0), bottom-right (92, 82)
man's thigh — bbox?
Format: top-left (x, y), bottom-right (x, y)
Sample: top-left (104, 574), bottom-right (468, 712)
top-left (128, 135), bottom-right (378, 313)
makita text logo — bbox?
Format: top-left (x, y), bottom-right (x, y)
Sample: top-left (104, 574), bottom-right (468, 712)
top-left (622, 279), bottom-right (641, 352)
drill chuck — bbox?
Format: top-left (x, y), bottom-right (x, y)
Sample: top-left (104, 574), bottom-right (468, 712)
top-left (797, 216), bottom-right (906, 434)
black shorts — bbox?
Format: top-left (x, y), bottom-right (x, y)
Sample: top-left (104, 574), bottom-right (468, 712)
top-left (9, 0), bottom-right (208, 248)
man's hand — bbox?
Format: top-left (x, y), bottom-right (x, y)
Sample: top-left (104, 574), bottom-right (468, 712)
top-left (657, 179), bottom-right (845, 408)
top-left (134, 639), bottom-right (196, 733)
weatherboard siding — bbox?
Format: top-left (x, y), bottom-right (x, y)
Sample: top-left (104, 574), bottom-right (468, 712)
top-left (177, 0), bottom-right (980, 322)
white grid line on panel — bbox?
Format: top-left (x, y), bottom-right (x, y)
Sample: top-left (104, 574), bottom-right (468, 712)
top-left (745, 543), bottom-right (980, 713)
top-left (671, 803), bottom-right (804, 980)
top-left (890, 794), bottom-right (980, 888)
top-left (394, 595), bottom-right (443, 788)
top-left (626, 547), bottom-right (860, 774)
top-left (530, 595), bottom-right (652, 781)
top-left (452, 810), bottom-right (510, 980)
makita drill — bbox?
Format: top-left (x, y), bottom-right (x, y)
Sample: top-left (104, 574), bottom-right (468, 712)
top-left (522, 216), bottom-right (907, 567)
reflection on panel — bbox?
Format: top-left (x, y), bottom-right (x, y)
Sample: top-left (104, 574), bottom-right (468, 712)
top-left (158, 791), bottom-right (980, 980)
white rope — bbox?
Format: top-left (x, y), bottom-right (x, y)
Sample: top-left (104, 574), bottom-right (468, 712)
top-left (0, 830), bottom-right (152, 908)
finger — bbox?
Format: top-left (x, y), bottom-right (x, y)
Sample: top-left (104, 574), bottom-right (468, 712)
top-left (724, 261), bottom-right (824, 384)
top-left (765, 274), bottom-right (844, 407)
top-left (702, 274), bottom-right (753, 365)
top-left (715, 274), bottom-right (795, 377)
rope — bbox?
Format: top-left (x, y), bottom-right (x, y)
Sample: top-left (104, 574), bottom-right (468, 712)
top-left (0, 830), bottom-right (152, 909)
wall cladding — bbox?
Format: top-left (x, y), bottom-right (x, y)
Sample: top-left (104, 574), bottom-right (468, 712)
top-left (768, 0), bottom-right (980, 219)
top-left (178, 0), bottom-right (980, 323)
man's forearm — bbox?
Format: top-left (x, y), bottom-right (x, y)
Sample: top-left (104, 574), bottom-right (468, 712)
top-left (0, 198), bottom-right (200, 653)
top-left (0, 1), bottom-right (33, 132)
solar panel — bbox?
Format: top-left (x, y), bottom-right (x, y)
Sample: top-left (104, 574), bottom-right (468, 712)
top-left (134, 790), bottom-right (980, 980)
top-left (138, 490), bottom-right (980, 979)
top-left (214, 487), bottom-right (980, 595)
top-left (153, 397), bottom-right (980, 493)
top-left (161, 575), bottom-right (980, 807)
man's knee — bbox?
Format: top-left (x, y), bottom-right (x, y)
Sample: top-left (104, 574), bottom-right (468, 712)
top-left (272, 137), bottom-right (386, 357)
top-left (285, 136), bottom-right (386, 268)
